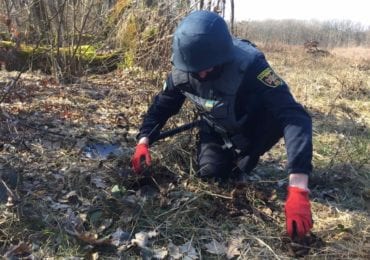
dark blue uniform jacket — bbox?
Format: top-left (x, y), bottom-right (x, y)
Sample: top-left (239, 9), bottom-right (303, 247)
top-left (138, 53), bottom-right (313, 175)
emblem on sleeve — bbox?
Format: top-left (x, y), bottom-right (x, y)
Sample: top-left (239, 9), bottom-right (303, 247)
top-left (257, 67), bottom-right (283, 88)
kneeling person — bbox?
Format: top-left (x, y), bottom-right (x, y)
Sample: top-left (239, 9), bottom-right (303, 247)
top-left (131, 10), bottom-right (313, 239)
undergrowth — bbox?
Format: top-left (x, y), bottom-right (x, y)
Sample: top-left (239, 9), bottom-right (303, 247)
top-left (0, 45), bottom-right (369, 259)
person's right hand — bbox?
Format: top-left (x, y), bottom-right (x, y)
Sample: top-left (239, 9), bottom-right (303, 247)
top-left (131, 143), bottom-right (151, 174)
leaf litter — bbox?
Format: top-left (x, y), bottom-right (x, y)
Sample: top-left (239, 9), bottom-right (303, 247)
top-left (0, 65), bottom-right (369, 259)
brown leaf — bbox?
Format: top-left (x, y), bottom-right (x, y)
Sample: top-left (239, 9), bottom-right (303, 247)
top-left (168, 241), bottom-right (182, 259)
top-left (3, 242), bottom-right (31, 258)
top-left (147, 229), bottom-right (160, 238)
top-left (226, 238), bottom-right (243, 259)
top-left (205, 239), bottom-right (227, 255)
top-left (131, 231), bottom-right (148, 248)
top-left (131, 229), bottom-right (160, 248)
top-left (65, 228), bottom-right (111, 246)
top-left (86, 251), bottom-right (99, 260)
top-left (91, 176), bottom-right (108, 189)
top-left (111, 228), bottom-right (130, 247)
top-left (179, 241), bottom-right (198, 259)
top-left (97, 218), bottom-right (113, 234)
top-left (152, 247), bottom-right (168, 259)
top-left (79, 232), bottom-right (112, 246)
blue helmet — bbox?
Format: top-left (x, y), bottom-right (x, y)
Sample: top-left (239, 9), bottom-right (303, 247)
top-left (172, 10), bottom-right (235, 72)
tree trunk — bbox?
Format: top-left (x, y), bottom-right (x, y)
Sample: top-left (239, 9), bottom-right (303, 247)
top-left (206, 0), bottom-right (212, 10)
top-left (230, 0), bottom-right (234, 34)
top-left (199, 0), bottom-right (204, 9)
top-left (30, 0), bottom-right (51, 43)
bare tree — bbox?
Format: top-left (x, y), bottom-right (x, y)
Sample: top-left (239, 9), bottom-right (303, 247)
top-left (199, 0), bottom-right (204, 9)
top-left (236, 19), bottom-right (370, 47)
top-left (230, 0), bottom-right (234, 34)
top-left (206, 0), bottom-right (212, 10)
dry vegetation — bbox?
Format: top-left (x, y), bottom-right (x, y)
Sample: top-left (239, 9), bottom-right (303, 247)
top-left (0, 42), bottom-right (369, 259)
top-left (1, 2), bottom-right (370, 259)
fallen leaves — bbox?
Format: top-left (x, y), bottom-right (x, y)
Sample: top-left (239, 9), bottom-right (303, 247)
top-left (111, 228), bottom-right (130, 247)
top-left (65, 228), bottom-right (113, 246)
top-left (176, 241), bottom-right (199, 260)
top-left (205, 239), bottom-right (227, 255)
top-left (168, 241), bottom-right (182, 259)
top-left (204, 238), bottom-right (243, 259)
top-left (226, 238), bottom-right (244, 259)
top-left (3, 242), bottom-right (32, 259)
top-left (0, 60), bottom-right (368, 260)
top-left (131, 231), bottom-right (153, 247)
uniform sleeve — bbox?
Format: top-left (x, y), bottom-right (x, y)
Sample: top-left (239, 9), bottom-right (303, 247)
top-left (137, 74), bottom-right (186, 143)
top-left (246, 53), bottom-right (313, 175)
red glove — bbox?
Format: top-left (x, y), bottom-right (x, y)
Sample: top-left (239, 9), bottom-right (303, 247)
top-left (131, 143), bottom-right (151, 174)
top-left (285, 186), bottom-right (313, 238)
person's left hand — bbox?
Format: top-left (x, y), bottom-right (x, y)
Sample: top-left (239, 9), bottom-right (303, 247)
top-left (285, 186), bottom-right (313, 238)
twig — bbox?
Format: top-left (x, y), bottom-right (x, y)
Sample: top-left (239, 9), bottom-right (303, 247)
top-left (250, 235), bottom-right (282, 260)
top-left (0, 177), bottom-right (20, 203)
top-left (201, 190), bottom-right (232, 200)
top-left (155, 195), bottom-right (199, 220)
top-left (0, 71), bottom-right (23, 104)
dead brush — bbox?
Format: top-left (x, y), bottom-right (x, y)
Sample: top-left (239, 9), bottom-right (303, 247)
top-left (113, 3), bottom-right (187, 73)
top-left (259, 41), bottom-right (291, 53)
top-left (326, 70), bottom-right (369, 102)
top-left (150, 133), bottom-right (329, 258)
top-left (1, 37), bottom-right (369, 258)
top-left (350, 58), bottom-right (370, 71)
top-left (254, 42), bottom-right (370, 258)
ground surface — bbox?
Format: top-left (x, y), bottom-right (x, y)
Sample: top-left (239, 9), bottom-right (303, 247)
top-left (0, 46), bottom-right (369, 259)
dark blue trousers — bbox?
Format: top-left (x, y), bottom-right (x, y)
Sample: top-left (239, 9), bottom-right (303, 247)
top-left (197, 120), bottom-right (283, 180)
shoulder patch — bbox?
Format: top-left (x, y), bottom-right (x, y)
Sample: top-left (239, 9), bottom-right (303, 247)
top-left (257, 67), bottom-right (282, 88)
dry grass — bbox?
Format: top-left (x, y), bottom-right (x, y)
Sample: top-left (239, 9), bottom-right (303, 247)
top-left (331, 47), bottom-right (370, 61)
top-left (0, 44), bottom-right (369, 259)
